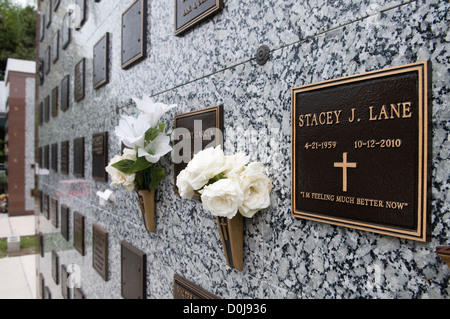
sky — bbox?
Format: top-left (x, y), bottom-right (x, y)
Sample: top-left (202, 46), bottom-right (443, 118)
top-left (11, 0), bottom-right (37, 8)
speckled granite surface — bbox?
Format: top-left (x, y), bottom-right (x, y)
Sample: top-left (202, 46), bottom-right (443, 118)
top-left (37, 0), bottom-right (449, 299)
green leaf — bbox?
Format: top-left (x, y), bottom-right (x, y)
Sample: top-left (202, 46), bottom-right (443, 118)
top-left (111, 159), bottom-right (135, 173)
top-left (128, 157), bottom-right (153, 173)
top-left (144, 122), bottom-right (166, 145)
top-left (150, 167), bottom-right (166, 190)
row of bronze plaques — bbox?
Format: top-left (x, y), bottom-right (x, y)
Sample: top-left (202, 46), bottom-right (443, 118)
top-left (38, 199), bottom-right (216, 299)
top-left (38, 132), bottom-right (107, 182)
top-left (40, 0), bottom-right (224, 86)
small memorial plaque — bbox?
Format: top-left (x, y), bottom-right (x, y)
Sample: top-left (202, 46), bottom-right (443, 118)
top-left (52, 251), bottom-right (59, 285)
top-left (60, 205), bottom-right (69, 241)
top-left (44, 194), bottom-right (49, 219)
top-left (51, 143), bottom-right (58, 172)
top-left (93, 224), bottom-right (108, 281)
top-left (44, 96), bottom-right (50, 122)
top-left (61, 265), bottom-right (69, 299)
top-left (92, 132), bottom-right (108, 182)
top-left (39, 273), bottom-right (45, 299)
top-left (40, 15), bottom-right (45, 41)
top-left (291, 61), bottom-right (431, 242)
top-left (61, 12), bottom-right (71, 49)
top-left (46, 1), bottom-right (52, 28)
top-left (61, 75), bottom-right (70, 112)
top-left (61, 141), bottom-right (69, 175)
top-left (50, 197), bottom-right (58, 227)
top-left (173, 105), bottom-right (223, 195)
top-left (93, 33), bottom-right (109, 89)
top-left (39, 102), bottom-right (43, 125)
top-left (121, 241), bottom-right (146, 299)
top-left (51, 86), bottom-right (58, 117)
top-left (73, 137), bottom-right (85, 177)
top-left (52, 30), bottom-right (59, 63)
top-left (121, 0), bottom-right (147, 69)
top-left (74, 58), bottom-right (85, 102)
top-left (39, 232), bottom-right (45, 257)
top-left (44, 145), bottom-right (50, 169)
top-left (173, 274), bottom-right (219, 299)
top-left (73, 211), bottom-right (85, 256)
top-left (175, 0), bottom-right (223, 36)
top-left (75, 0), bottom-right (87, 29)
top-left (45, 46), bottom-right (51, 74)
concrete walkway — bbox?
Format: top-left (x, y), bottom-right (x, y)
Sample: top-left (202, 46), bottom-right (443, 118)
top-left (0, 214), bottom-right (36, 299)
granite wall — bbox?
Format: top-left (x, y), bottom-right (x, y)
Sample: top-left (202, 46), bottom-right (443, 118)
top-left (37, 0), bottom-right (450, 299)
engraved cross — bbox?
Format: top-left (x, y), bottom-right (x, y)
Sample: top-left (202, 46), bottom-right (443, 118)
top-left (334, 152), bottom-right (357, 192)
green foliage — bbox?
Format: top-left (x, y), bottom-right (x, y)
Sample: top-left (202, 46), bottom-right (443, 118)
top-left (0, 0), bottom-right (37, 80)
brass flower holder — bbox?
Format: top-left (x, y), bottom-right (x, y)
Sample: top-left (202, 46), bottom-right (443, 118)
top-left (137, 189), bottom-right (156, 233)
top-left (436, 246), bottom-right (450, 269)
top-left (216, 213), bottom-right (244, 271)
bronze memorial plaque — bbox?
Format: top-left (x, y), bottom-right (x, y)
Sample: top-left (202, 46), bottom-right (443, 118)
top-left (93, 224), bottom-right (108, 281)
top-left (173, 274), bottom-right (219, 299)
top-left (60, 204), bottom-right (69, 241)
top-left (61, 141), bottom-right (69, 175)
top-left (92, 132), bottom-right (108, 182)
top-left (73, 137), bottom-right (85, 177)
top-left (74, 211), bottom-right (85, 256)
top-left (52, 251), bottom-right (59, 285)
top-left (61, 12), bottom-right (71, 50)
top-left (61, 264), bottom-right (69, 299)
top-left (50, 197), bottom-right (58, 228)
top-left (74, 58), bottom-right (85, 102)
top-left (121, 241), bottom-right (146, 299)
top-left (61, 75), bottom-right (70, 112)
top-left (173, 105), bottom-right (224, 195)
top-left (121, 0), bottom-right (147, 69)
top-left (51, 143), bottom-right (58, 172)
top-left (291, 61), bottom-right (431, 242)
top-left (51, 86), bottom-right (58, 118)
top-left (175, 0), bottom-right (223, 36)
top-left (44, 96), bottom-right (50, 122)
top-left (93, 33), bottom-right (110, 89)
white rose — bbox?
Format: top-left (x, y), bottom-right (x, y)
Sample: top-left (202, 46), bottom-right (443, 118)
top-left (200, 178), bottom-right (244, 219)
top-left (105, 150), bottom-right (137, 191)
top-left (185, 145), bottom-right (227, 190)
top-left (223, 153), bottom-right (250, 177)
top-left (238, 162), bottom-right (272, 218)
top-left (176, 169), bottom-right (195, 199)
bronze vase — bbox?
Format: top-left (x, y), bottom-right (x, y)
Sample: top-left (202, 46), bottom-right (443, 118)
top-left (216, 213), bottom-right (244, 271)
top-left (137, 189), bottom-right (156, 233)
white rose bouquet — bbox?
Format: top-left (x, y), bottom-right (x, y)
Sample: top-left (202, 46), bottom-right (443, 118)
top-left (105, 95), bottom-right (176, 191)
top-left (176, 145), bottom-right (272, 219)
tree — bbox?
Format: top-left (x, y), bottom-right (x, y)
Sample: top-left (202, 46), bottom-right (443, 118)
top-left (0, 0), bottom-right (36, 80)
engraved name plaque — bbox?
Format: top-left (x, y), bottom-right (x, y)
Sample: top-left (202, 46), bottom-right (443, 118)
top-left (61, 265), bottom-right (69, 299)
top-left (60, 205), bottom-right (69, 241)
top-left (50, 197), bottom-right (58, 228)
top-left (73, 137), bottom-right (85, 177)
top-left (121, 241), bottom-right (146, 299)
top-left (121, 0), bottom-right (147, 69)
top-left (51, 86), bottom-right (58, 117)
top-left (93, 224), bottom-right (108, 281)
top-left (291, 61), bottom-right (431, 242)
top-left (175, 0), bottom-right (223, 36)
top-left (61, 75), bottom-right (70, 112)
top-left (74, 211), bottom-right (85, 256)
top-left (173, 105), bottom-right (223, 195)
top-left (52, 251), bottom-right (59, 285)
top-left (93, 33), bottom-right (110, 89)
top-left (61, 141), bottom-right (69, 174)
top-left (74, 58), bottom-right (85, 102)
top-left (51, 143), bottom-right (58, 172)
top-left (92, 132), bottom-right (108, 182)
top-left (61, 12), bottom-right (71, 49)
top-left (173, 274), bottom-right (219, 299)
